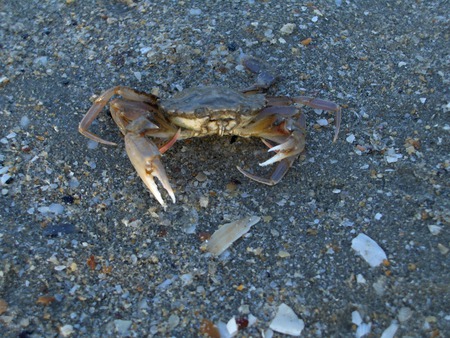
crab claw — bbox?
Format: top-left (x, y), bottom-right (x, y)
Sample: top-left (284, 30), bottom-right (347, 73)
top-left (237, 128), bottom-right (306, 186)
top-left (124, 133), bottom-right (175, 208)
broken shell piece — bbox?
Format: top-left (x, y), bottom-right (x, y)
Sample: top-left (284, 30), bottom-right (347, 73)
top-left (206, 216), bottom-right (260, 256)
top-left (351, 233), bottom-right (387, 267)
top-left (226, 316), bottom-right (238, 336)
top-left (269, 303), bottom-right (304, 336)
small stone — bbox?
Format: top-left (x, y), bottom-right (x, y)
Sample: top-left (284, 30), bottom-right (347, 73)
top-left (168, 314), bottom-right (180, 329)
top-left (437, 243), bottom-right (449, 255)
top-left (133, 71), bottom-right (142, 82)
top-left (87, 140), bottom-right (98, 149)
top-left (1, 174), bottom-right (12, 185)
top-left (317, 118), bottom-right (329, 126)
top-left (278, 250), bottom-right (291, 258)
top-left (428, 225), bottom-right (442, 235)
top-left (195, 172), bottom-right (207, 182)
top-left (356, 274), bottom-right (366, 284)
top-left (352, 311), bottom-right (363, 326)
top-left (189, 8), bottom-right (202, 15)
top-left (199, 195), bottom-right (209, 208)
top-left (20, 116), bottom-right (30, 129)
top-left (59, 324), bottom-right (75, 337)
top-left (0, 76), bottom-right (10, 86)
top-left (114, 319), bottom-right (132, 335)
top-left (346, 134), bottom-right (355, 143)
top-left (398, 307), bottom-right (412, 322)
top-left (49, 203), bottom-right (64, 214)
top-left (0, 299), bottom-right (8, 315)
top-left (280, 23), bottom-right (295, 35)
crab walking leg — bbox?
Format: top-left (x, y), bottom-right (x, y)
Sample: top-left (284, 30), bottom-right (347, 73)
top-left (293, 96), bottom-right (342, 142)
top-left (237, 158), bottom-right (294, 186)
top-left (240, 54), bottom-right (278, 93)
top-left (79, 86), bottom-right (158, 145)
top-left (124, 133), bottom-right (175, 207)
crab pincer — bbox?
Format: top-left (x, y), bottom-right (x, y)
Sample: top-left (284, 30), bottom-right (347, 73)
top-left (124, 133), bottom-right (175, 208)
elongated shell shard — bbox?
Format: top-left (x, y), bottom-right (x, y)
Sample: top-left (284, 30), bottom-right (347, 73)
top-left (206, 216), bottom-right (260, 256)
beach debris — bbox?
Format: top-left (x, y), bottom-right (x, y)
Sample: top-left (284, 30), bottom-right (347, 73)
top-left (269, 303), bottom-right (304, 336)
top-left (205, 216), bottom-right (260, 256)
top-left (381, 321), bottom-right (399, 338)
top-left (351, 233), bottom-right (387, 267)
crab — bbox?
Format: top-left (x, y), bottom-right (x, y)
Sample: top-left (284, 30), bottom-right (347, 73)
top-left (79, 55), bottom-right (341, 208)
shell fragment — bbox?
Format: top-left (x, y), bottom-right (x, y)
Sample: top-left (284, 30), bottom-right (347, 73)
top-left (206, 216), bottom-right (260, 256)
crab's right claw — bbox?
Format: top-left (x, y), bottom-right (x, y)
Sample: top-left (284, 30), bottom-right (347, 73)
top-left (124, 134), bottom-right (175, 208)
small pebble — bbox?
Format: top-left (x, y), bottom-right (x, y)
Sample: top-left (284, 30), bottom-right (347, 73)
top-left (317, 118), bottom-right (329, 126)
top-left (280, 23), bottom-right (295, 35)
top-left (49, 203), bottom-right (64, 214)
top-left (114, 319), bottom-right (132, 335)
top-left (20, 116), bottom-right (30, 129)
top-left (189, 8), bottom-right (202, 15)
top-left (346, 134), bottom-right (355, 143)
top-left (59, 324), bottom-right (74, 337)
top-left (0, 76), bottom-right (10, 86)
top-left (398, 307), bottom-right (412, 322)
top-left (427, 225), bottom-right (442, 235)
top-left (87, 140), bottom-right (98, 149)
top-left (1, 174), bottom-right (12, 185)
top-left (195, 172), bottom-right (207, 182)
top-left (168, 314), bottom-right (180, 329)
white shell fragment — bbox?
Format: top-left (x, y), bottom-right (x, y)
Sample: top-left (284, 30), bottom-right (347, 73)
top-left (352, 310), bottom-right (363, 326)
top-left (385, 147), bottom-right (403, 163)
top-left (351, 233), bottom-right (387, 267)
top-left (356, 322), bottom-right (372, 338)
top-left (428, 225), bottom-right (442, 235)
top-left (346, 133), bottom-right (355, 143)
top-left (206, 216), bottom-right (260, 256)
top-left (381, 321), bottom-right (399, 338)
top-left (226, 316), bottom-right (238, 336)
top-left (269, 303), bottom-right (304, 336)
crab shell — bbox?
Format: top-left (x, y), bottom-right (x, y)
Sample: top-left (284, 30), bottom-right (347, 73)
top-left (159, 86), bottom-right (266, 137)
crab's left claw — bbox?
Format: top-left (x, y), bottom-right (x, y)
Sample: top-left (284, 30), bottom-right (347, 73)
top-left (124, 133), bottom-right (175, 208)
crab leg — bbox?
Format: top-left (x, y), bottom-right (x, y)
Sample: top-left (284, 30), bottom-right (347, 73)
top-left (237, 113), bottom-right (306, 186)
top-left (293, 96), bottom-right (342, 142)
top-left (124, 133), bottom-right (175, 208)
top-left (237, 158), bottom-right (294, 186)
top-left (240, 54), bottom-right (278, 93)
top-left (79, 86), bottom-right (158, 145)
